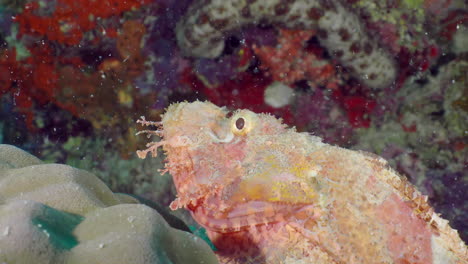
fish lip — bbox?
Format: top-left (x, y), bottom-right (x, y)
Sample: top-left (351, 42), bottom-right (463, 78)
top-left (191, 200), bottom-right (315, 232)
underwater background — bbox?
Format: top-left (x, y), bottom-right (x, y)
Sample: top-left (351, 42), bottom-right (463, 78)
top-left (0, 0), bottom-right (466, 245)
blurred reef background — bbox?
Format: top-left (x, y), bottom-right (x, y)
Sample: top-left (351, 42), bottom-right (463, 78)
top-left (0, 0), bottom-right (467, 243)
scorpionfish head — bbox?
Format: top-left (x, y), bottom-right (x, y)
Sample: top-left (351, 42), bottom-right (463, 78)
top-left (140, 101), bottom-right (325, 232)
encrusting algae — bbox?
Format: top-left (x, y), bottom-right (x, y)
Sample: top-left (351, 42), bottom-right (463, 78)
top-left (137, 101), bottom-right (467, 264)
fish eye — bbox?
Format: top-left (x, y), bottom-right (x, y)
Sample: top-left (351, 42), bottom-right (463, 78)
top-left (230, 110), bottom-right (257, 135)
top-left (235, 117), bottom-right (245, 130)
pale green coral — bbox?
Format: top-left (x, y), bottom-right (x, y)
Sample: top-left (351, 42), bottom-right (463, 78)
top-left (452, 25), bottom-right (468, 54)
top-left (0, 144), bottom-right (218, 264)
top-left (354, 0), bottom-right (427, 51)
top-left (403, 0), bottom-right (424, 9)
top-left (4, 23), bottom-right (31, 60)
top-left (443, 60), bottom-right (468, 138)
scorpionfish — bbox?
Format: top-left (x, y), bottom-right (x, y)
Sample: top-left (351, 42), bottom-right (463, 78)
top-left (137, 101), bottom-right (467, 264)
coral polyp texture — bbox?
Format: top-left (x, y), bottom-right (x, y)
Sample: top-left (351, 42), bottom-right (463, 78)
top-left (176, 0), bottom-right (397, 89)
top-left (137, 101), bottom-right (467, 264)
top-left (0, 144), bottom-right (218, 264)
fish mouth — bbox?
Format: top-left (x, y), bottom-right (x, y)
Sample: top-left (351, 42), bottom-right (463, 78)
top-left (191, 200), bottom-right (318, 233)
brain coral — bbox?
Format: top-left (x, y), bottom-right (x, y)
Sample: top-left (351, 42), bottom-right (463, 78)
top-left (0, 144), bottom-right (218, 264)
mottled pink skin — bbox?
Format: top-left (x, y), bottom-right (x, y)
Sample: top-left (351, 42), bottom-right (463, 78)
top-left (137, 101), bottom-right (468, 264)
top-left (376, 193), bottom-right (432, 264)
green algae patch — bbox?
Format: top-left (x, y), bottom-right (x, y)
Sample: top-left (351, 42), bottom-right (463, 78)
top-left (32, 205), bottom-right (84, 250)
top-left (403, 0), bottom-right (424, 9)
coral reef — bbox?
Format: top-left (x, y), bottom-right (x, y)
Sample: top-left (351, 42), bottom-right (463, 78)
top-left (0, 0), bottom-right (161, 155)
top-left (176, 0), bottom-right (397, 89)
top-left (171, 0), bottom-right (446, 133)
top-left (0, 144), bottom-right (218, 264)
top-left (13, 0), bottom-right (150, 45)
top-left (1, 0), bottom-right (455, 146)
top-left (252, 29), bottom-right (337, 87)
